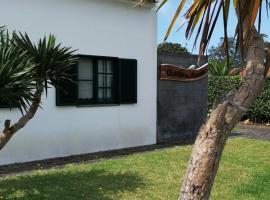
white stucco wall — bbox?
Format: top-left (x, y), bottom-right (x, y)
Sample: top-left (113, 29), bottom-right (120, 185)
top-left (0, 0), bottom-right (157, 165)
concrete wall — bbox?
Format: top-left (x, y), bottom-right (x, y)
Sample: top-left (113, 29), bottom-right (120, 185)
top-left (0, 0), bottom-right (157, 165)
top-left (157, 52), bottom-right (208, 143)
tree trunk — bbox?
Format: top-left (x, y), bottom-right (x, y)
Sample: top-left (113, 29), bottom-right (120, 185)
top-left (179, 4), bottom-right (266, 200)
top-left (0, 83), bottom-right (44, 150)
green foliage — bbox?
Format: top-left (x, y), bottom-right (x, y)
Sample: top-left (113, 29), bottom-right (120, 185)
top-left (208, 60), bottom-right (230, 76)
top-left (208, 37), bottom-right (241, 67)
top-left (208, 76), bottom-right (242, 109)
top-left (0, 27), bottom-right (77, 111)
top-left (157, 42), bottom-right (189, 54)
top-left (12, 32), bottom-right (77, 91)
top-left (248, 80), bottom-right (270, 123)
top-left (0, 28), bottom-right (36, 111)
top-left (208, 76), bottom-right (270, 123)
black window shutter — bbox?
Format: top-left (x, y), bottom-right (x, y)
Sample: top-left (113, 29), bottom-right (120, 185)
top-left (119, 58), bottom-right (137, 104)
top-left (56, 65), bottom-right (77, 106)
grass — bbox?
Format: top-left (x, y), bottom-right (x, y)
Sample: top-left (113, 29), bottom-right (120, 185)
top-left (0, 137), bottom-right (269, 200)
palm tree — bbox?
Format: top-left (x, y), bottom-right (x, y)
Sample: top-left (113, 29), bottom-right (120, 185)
top-left (140, 0), bottom-right (268, 199)
top-left (0, 27), bottom-right (77, 150)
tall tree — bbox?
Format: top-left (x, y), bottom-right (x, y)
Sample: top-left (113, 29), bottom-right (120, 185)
top-left (140, 0), bottom-right (269, 199)
top-left (208, 37), bottom-right (241, 67)
top-left (0, 28), bottom-right (76, 150)
top-left (158, 42), bottom-right (190, 54)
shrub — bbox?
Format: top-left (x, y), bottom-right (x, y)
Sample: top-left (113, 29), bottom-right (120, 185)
top-left (208, 76), bottom-right (270, 123)
top-left (208, 76), bottom-right (242, 109)
top-left (248, 79), bottom-right (270, 123)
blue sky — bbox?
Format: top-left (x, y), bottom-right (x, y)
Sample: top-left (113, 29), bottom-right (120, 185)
top-left (157, 0), bottom-right (270, 54)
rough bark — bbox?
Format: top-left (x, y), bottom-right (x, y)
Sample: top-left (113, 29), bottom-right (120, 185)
top-left (179, 3), bottom-right (266, 200)
top-left (264, 47), bottom-right (270, 77)
top-left (0, 83), bottom-right (44, 150)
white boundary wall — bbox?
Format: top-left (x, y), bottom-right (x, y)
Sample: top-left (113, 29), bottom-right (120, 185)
top-left (0, 0), bottom-right (157, 165)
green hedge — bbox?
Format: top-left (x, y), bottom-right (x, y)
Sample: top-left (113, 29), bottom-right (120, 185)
top-left (208, 76), bottom-right (270, 123)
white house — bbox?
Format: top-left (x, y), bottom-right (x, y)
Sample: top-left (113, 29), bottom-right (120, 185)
top-left (0, 0), bottom-right (157, 165)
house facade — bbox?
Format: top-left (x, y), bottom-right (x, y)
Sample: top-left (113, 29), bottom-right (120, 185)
top-left (0, 0), bottom-right (157, 165)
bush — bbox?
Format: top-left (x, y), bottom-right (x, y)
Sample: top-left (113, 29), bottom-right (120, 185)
top-left (208, 76), bottom-right (270, 123)
top-left (208, 76), bottom-right (242, 109)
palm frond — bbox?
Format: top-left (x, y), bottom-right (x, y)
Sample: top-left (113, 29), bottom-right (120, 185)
top-left (12, 32), bottom-right (78, 94)
top-left (151, 0), bottom-right (269, 66)
top-left (0, 28), bottom-right (36, 111)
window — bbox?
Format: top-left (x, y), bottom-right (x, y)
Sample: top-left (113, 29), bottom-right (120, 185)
top-left (0, 101), bottom-right (16, 109)
top-left (96, 59), bottom-right (114, 103)
top-left (78, 58), bottom-right (94, 103)
top-left (56, 55), bottom-right (137, 106)
top-left (76, 56), bottom-right (117, 105)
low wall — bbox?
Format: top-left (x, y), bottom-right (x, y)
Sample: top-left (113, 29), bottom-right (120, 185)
top-left (157, 52), bottom-right (208, 143)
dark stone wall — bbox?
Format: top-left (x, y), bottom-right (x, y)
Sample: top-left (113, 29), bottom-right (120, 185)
top-left (157, 52), bottom-right (208, 143)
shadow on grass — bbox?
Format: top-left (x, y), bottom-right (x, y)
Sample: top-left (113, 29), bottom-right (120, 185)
top-left (0, 169), bottom-right (145, 200)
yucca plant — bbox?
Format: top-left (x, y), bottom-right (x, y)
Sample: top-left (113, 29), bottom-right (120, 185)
top-left (140, 0), bottom-right (269, 199)
top-left (12, 32), bottom-right (76, 90)
top-left (0, 28), bottom-right (77, 151)
top-left (0, 28), bottom-right (35, 112)
top-left (208, 59), bottom-right (230, 76)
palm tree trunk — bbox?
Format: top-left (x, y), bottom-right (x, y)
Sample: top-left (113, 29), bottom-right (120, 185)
top-left (179, 11), bottom-right (266, 200)
top-left (0, 83), bottom-right (44, 150)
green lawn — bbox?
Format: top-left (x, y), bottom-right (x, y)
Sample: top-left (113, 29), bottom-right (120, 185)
top-left (0, 137), bottom-right (269, 200)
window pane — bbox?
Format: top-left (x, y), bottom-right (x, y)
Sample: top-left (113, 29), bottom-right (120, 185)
top-left (78, 58), bottom-right (93, 80)
top-left (98, 74), bottom-right (105, 87)
top-left (98, 88), bottom-right (104, 100)
top-left (106, 74), bottom-right (113, 87)
top-left (106, 60), bottom-right (112, 73)
top-left (106, 88), bottom-right (112, 99)
top-left (78, 81), bottom-right (93, 99)
top-left (98, 60), bottom-right (105, 73)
